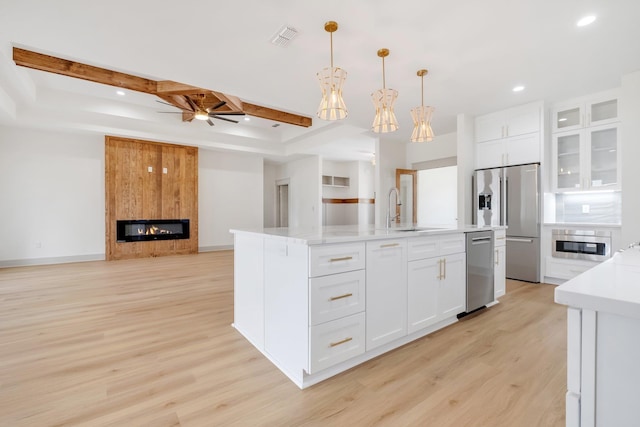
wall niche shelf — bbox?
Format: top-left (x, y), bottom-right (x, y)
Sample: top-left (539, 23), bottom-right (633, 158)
top-left (322, 175), bottom-right (350, 187)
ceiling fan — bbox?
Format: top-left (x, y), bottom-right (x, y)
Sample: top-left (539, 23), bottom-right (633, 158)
top-left (157, 95), bottom-right (245, 126)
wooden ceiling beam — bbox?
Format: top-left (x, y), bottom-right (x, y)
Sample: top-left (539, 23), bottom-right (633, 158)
top-left (13, 47), bottom-right (313, 127)
top-left (13, 47), bottom-right (157, 94)
top-left (242, 102), bottom-right (313, 128)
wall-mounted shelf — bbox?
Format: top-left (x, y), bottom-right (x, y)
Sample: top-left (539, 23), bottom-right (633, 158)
top-left (322, 175), bottom-right (350, 187)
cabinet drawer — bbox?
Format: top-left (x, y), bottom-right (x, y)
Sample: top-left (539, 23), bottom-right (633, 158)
top-left (494, 229), bottom-right (506, 247)
top-left (309, 270), bottom-right (365, 326)
top-left (439, 233), bottom-right (466, 256)
top-left (408, 236), bottom-right (439, 261)
top-left (309, 242), bottom-right (366, 277)
top-left (545, 256), bottom-right (598, 280)
top-left (308, 312), bottom-right (366, 374)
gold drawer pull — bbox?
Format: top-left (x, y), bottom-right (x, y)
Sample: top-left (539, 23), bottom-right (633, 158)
top-left (329, 293), bottom-right (353, 301)
top-left (380, 243), bottom-right (399, 248)
top-left (329, 256), bottom-right (353, 262)
top-left (496, 236), bottom-right (505, 240)
top-left (330, 337), bottom-right (353, 347)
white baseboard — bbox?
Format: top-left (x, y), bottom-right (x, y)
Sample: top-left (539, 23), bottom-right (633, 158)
top-left (0, 253), bottom-right (105, 268)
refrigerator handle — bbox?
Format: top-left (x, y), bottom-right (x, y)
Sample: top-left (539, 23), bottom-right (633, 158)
top-left (504, 176), bottom-right (509, 227)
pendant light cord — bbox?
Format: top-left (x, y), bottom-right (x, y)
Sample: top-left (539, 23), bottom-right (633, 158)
top-left (381, 56), bottom-right (386, 90)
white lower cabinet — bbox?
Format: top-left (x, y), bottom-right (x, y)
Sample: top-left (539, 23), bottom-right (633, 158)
top-left (438, 252), bottom-right (466, 318)
top-left (309, 312), bottom-right (365, 373)
top-left (365, 239), bottom-right (408, 351)
top-left (407, 234), bottom-right (466, 334)
top-left (407, 258), bottom-right (439, 334)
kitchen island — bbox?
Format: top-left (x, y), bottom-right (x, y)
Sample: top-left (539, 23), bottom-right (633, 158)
top-left (231, 224), bottom-right (502, 389)
top-left (554, 248), bottom-right (640, 427)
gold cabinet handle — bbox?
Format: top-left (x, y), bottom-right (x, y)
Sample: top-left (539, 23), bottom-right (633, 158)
top-left (329, 293), bottom-right (353, 301)
top-left (496, 236), bottom-right (505, 240)
top-left (380, 243), bottom-right (399, 248)
top-left (329, 256), bottom-right (353, 262)
top-left (329, 337), bottom-right (353, 347)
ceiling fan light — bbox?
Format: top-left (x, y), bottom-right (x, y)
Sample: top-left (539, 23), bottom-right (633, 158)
top-left (317, 67), bottom-right (348, 120)
top-left (410, 106), bottom-right (435, 142)
top-left (194, 111), bottom-right (209, 121)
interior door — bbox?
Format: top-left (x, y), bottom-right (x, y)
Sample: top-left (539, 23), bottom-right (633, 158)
top-left (396, 169), bottom-right (417, 224)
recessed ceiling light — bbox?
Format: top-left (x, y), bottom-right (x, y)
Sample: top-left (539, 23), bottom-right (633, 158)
top-left (116, 90), bottom-right (125, 96)
top-left (577, 15), bottom-right (596, 27)
top-left (512, 85), bottom-right (525, 92)
top-left (244, 117), bottom-right (250, 121)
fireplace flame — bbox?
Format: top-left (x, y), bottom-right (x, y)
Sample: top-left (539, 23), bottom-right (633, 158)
top-left (136, 225), bottom-right (173, 235)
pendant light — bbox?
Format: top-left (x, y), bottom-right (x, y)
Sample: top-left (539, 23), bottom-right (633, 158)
top-left (410, 69), bottom-right (435, 142)
top-left (317, 21), bottom-right (348, 121)
top-left (371, 48), bottom-right (398, 133)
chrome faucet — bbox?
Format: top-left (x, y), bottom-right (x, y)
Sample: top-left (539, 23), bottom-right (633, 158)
top-left (386, 187), bottom-right (401, 229)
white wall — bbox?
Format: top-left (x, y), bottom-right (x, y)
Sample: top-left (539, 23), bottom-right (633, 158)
top-left (198, 149), bottom-right (263, 249)
top-left (457, 114), bottom-right (475, 226)
top-left (0, 126), bottom-right (105, 265)
top-left (406, 131), bottom-right (457, 164)
top-left (417, 167), bottom-right (458, 226)
top-left (621, 70), bottom-right (640, 250)
top-left (0, 126), bottom-right (265, 266)
top-left (280, 156), bottom-right (322, 228)
top-left (263, 161), bottom-right (278, 228)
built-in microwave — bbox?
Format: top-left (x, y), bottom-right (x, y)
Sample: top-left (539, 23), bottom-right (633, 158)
top-left (552, 229), bottom-right (612, 262)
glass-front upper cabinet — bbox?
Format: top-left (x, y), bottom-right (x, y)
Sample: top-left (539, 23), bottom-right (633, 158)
top-left (552, 123), bottom-right (620, 192)
top-left (551, 94), bottom-right (618, 133)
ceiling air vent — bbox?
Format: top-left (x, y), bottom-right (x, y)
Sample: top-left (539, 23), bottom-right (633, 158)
top-left (270, 25), bottom-right (298, 47)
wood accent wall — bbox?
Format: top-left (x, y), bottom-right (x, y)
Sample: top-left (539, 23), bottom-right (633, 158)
top-left (105, 136), bottom-right (198, 260)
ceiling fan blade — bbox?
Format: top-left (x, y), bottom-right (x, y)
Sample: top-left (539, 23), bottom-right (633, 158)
top-left (184, 96), bottom-right (199, 112)
top-left (156, 100), bottom-right (191, 111)
top-left (211, 115), bottom-right (239, 124)
top-left (206, 119), bottom-right (215, 126)
top-left (210, 111), bottom-right (246, 116)
top-left (207, 101), bottom-right (226, 111)
top-left (157, 111), bottom-right (184, 114)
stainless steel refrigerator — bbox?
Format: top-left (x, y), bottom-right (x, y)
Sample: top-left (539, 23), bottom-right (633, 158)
top-left (473, 163), bottom-right (540, 282)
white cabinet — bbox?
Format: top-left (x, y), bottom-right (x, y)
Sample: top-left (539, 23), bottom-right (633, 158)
top-left (551, 95), bottom-right (618, 133)
top-left (366, 239), bottom-right (408, 351)
top-left (494, 229), bottom-right (506, 299)
top-left (407, 233), bottom-right (466, 334)
top-left (545, 256), bottom-right (599, 282)
top-left (552, 123), bottom-right (620, 192)
top-left (476, 132), bottom-right (541, 169)
top-left (550, 92), bottom-right (620, 192)
top-left (308, 243), bottom-right (367, 373)
top-left (475, 102), bottom-right (542, 169)
top-left (475, 103), bottom-right (541, 143)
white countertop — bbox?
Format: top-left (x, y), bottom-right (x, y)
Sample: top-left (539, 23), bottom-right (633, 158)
top-left (554, 248), bottom-right (640, 319)
top-left (230, 224), bottom-right (505, 245)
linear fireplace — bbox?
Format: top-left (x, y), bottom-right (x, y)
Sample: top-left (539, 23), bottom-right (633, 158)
top-left (116, 219), bottom-right (190, 242)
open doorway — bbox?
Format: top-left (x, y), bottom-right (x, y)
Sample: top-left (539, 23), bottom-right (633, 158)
top-left (276, 179), bottom-right (289, 227)
top-left (396, 169), bottom-right (417, 224)
top-left (417, 166), bottom-right (457, 226)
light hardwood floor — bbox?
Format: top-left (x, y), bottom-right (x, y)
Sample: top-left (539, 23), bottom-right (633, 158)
top-left (0, 252), bottom-right (566, 426)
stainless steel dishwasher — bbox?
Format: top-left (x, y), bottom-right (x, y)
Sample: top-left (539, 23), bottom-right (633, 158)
top-left (465, 230), bottom-right (495, 314)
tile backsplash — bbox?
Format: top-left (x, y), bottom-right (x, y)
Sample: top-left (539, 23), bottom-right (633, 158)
top-left (555, 191), bottom-right (621, 224)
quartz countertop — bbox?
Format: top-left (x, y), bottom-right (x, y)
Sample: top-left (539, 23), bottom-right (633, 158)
top-left (554, 248), bottom-right (640, 319)
top-left (230, 224), bottom-right (504, 245)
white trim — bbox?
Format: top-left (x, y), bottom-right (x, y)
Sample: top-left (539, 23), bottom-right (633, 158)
top-left (0, 254), bottom-right (105, 268)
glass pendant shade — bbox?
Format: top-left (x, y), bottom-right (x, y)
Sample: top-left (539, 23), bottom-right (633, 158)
top-left (371, 88), bottom-right (399, 133)
top-left (317, 21), bottom-right (347, 121)
top-left (317, 67), bottom-right (348, 120)
top-left (410, 105), bottom-right (435, 142)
